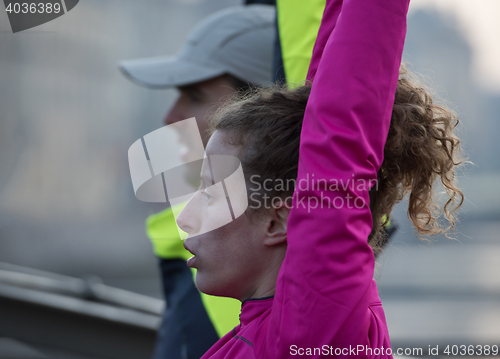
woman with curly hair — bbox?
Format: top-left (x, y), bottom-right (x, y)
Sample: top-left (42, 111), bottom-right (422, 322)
top-left (176, 0), bottom-right (463, 357)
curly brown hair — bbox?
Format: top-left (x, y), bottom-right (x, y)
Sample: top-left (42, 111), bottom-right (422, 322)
top-left (209, 66), bottom-right (464, 252)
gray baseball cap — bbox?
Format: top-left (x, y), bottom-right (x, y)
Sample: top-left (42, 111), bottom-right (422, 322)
top-left (119, 5), bottom-right (275, 88)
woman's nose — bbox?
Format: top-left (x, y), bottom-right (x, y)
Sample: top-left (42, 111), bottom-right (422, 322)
top-left (175, 195), bottom-right (200, 236)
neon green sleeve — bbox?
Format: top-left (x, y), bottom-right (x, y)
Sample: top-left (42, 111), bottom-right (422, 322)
top-left (276, 0), bottom-right (325, 87)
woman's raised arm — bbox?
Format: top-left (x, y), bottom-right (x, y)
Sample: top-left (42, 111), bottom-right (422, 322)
top-left (266, 0), bottom-right (411, 357)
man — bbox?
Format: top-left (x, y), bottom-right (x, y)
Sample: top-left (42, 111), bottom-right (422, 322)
top-left (119, 5), bottom-right (275, 359)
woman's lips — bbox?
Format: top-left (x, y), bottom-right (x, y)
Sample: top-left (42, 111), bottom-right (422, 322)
top-left (184, 241), bottom-right (196, 268)
top-left (186, 255), bottom-right (197, 268)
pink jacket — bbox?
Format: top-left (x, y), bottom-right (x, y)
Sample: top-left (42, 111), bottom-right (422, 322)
top-left (201, 0), bottom-right (410, 357)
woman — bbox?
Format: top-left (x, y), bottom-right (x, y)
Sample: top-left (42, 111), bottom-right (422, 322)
top-left (177, 0), bottom-right (463, 357)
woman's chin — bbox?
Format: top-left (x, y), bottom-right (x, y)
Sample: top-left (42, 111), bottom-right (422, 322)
top-left (195, 275), bottom-right (234, 299)
top-left (194, 273), bottom-right (211, 294)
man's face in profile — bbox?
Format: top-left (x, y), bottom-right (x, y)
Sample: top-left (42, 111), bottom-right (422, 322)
top-left (163, 75), bottom-right (237, 187)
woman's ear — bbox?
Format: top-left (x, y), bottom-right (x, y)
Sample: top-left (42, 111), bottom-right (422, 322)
top-left (264, 199), bottom-right (290, 246)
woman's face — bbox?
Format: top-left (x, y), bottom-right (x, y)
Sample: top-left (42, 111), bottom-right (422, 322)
top-left (176, 131), bottom-right (276, 301)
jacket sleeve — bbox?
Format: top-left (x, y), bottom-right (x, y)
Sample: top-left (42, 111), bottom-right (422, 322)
top-left (265, 0), bottom-right (410, 357)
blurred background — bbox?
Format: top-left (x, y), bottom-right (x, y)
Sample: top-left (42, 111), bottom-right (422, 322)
top-left (0, 0), bottom-right (499, 357)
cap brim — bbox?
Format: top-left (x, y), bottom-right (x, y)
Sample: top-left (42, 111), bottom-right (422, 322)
top-left (119, 56), bottom-right (227, 89)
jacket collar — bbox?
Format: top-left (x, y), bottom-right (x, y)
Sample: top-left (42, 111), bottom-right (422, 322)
top-left (239, 296), bottom-right (274, 326)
